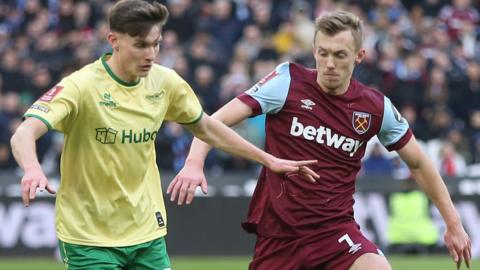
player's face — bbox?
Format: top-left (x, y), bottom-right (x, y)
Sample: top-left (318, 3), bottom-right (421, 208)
top-left (312, 30), bottom-right (364, 95)
top-left (114, 25), bottom-right (162, 81)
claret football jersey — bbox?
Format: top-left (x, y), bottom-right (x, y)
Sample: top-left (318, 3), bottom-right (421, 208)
top-left (24, 54), bottom-right (203, 246)
top-left (237, 62), bottom-right (412, 238)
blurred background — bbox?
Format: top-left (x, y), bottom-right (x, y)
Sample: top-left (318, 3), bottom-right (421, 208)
top-left (1, 0), bottom-right (480, 268)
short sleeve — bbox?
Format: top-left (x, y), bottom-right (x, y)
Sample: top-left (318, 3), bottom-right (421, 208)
top-left (237, 62), bottom-right (291, 115)
top-left (377, 97), bottom-right (412, 151)
top-left (164, 75), bottom-right (203, 125)
top-left (24, 78), bottom-right (80, 132)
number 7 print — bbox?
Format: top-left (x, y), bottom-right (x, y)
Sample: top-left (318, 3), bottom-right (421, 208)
top-left (338, 233), bottom-right (363, 255)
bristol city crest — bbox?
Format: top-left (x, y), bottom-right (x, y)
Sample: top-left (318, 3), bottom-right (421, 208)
top-left (352, 111), bottom-right (371, 135)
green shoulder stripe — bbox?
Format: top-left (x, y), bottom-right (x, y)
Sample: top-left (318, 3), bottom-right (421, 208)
top-left (181, 111), bottom-right (203, 125)
top-left (24, 114), bottom-right (53, 130)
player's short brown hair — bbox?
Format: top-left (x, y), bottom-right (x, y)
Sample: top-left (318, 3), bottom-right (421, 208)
top-left (314, 11), bottom-right (363, 50)
top-left (108, 0), bottom-right (169, 38)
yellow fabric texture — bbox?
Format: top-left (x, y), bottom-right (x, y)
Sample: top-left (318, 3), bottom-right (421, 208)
top-left (24, 55), bottom-right (202, 246)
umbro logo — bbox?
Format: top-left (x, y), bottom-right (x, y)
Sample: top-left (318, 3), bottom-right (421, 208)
top-left (348, 243), bottom-right (362, 254)
top-left (301, 99), bottom-right (315, 110)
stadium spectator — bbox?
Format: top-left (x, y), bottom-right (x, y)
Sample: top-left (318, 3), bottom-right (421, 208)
top-left (438, 0), bottom-right (479, 42)
top-left (169, 11), bottom-right (472, 270)
top-left (439, 141), bottom-right (468, 177)
top-left (201, 0), bottom-right (245, 57)
top-left (191, 64), bottom-right (220, 114)
top-left (164, 0), bottom-right (196, 43)
top-left (9, 1), bottom-right (318, 269)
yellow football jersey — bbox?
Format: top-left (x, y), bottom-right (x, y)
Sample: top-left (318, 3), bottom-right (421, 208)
top-left (24, 53), bottom-right (203, 247)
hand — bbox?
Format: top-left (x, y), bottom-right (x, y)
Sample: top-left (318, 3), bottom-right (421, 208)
top-left (444, 223), bottom-right (472, 269)
top-left (266, 156), bottom-right (319, 182)
top-left (167, 160), bottom-right (208, 205)
top-left (21, 167), bottom-right (56, 207)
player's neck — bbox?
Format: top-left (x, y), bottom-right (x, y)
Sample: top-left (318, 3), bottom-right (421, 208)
top-left (106, 54), bottom-right (140, 84)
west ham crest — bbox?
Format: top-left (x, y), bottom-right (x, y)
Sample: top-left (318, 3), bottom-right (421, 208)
top-left (352, 111), bottom-right (371, 135)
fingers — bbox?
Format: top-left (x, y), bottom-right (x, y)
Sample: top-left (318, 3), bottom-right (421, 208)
top-left (166, 178), bottom-right (175, 194)
top-left (168, 174), bottom-right (207, 205)
top-left (38, 180), bottom-right (46, 192)
top-left (463, 240), bottom-right (472, 269)
top-left (185, 185), bottom-right (196, 205)
top-left (463, 248), bottom-right (471, 269)
top-left (447, 244), bottom-right (459, 266)
top-left (294, 160), bottom-right (318, 166)
top-left (45, 183), bottom-right (56, 194)
top-left (21, 182), bottom-right (31, 207)
top-left (304, 174), bottom-right (316, 183)
top-left (457, 256), bottom-right (461, 270)
top-left (177, 182), bottom-right (191, 205)
top-left (200, 179), bottom-right (208, 195)
top-left (300, 166), bottom-right (320, 180)
top-left (29, 181), bottom-right (38, 200)
top-left (168, 177), bottom-right (181, 202)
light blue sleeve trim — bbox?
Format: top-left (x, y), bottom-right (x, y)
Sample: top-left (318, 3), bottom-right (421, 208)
top-left (244, 62), bottom-right (291, 114)
top-left (378, 97), bottom-right (410, 147)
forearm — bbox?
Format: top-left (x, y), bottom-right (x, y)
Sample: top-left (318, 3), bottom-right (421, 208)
top-left (10, 118), bottom-right (47, 171)
top-left (410, 157), bottom-right (461, 228)
top-left (11, 128), bottom-right (42, 171)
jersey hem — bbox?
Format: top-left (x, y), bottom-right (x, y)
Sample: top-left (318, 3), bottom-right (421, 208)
top-left (24, 114), bottom-right (53, 130)
top-left (57, 229), bottom-right (167, 247)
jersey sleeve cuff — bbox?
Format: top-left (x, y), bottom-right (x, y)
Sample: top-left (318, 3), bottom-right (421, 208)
top-left (23, 114), bottom-right (53, 130)
top-left (180, 110), bottom-right (203, 125)
top-left (385, 128), bottom-right (413, 151)
top-left (237, 93), bottom-right (262, 116)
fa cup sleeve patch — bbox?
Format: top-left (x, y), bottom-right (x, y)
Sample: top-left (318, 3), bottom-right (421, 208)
top-left (39, 85), bottom-right (64, 102)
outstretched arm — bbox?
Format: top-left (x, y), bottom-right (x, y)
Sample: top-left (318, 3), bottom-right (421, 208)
top-left (167, 99), bottom-right (252, 204)
top-left (397, 136), bottom-right (471, 269)
top-left (10, 117), bottom-right (55, 206)
top-left (168, 98), bottom-right (318, 204)
top-left (185, 98), bottom-right (254, 170)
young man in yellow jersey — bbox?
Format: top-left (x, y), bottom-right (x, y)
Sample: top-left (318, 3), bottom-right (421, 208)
top-left (9, 1), bottom-right (318, 269)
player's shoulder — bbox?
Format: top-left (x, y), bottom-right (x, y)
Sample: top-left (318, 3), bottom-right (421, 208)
top-left (287, 62), bottom-right (317, 82)
top-left (353, 79), bottom-right (385, 104)
top-left (265, 61), bottom-right (315, 78)
top-left (288, 62), bottom-right (314, 73)
top-left (60, 59), bottom-right (104, 89)
top-left (150, 64), bottom-right (178, 77)
top-left (148, 64), bottom-right (183, 84)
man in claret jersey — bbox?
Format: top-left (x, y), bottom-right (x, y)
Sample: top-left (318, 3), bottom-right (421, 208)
top-left (168, 11), bottom-right (472, 270)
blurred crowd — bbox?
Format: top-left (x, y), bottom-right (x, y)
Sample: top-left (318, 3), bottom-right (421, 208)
top-left (1, 0), bottom-right (480, 179)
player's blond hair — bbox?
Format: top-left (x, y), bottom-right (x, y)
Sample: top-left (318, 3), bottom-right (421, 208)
top-left (314, 11), bottom-right (363, 50)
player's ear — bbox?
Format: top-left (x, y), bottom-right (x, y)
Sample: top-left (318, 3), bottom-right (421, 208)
top-left (355, 49), bottom-right (365, 65)
top-left (107, 32), bottom-right (120, 51)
